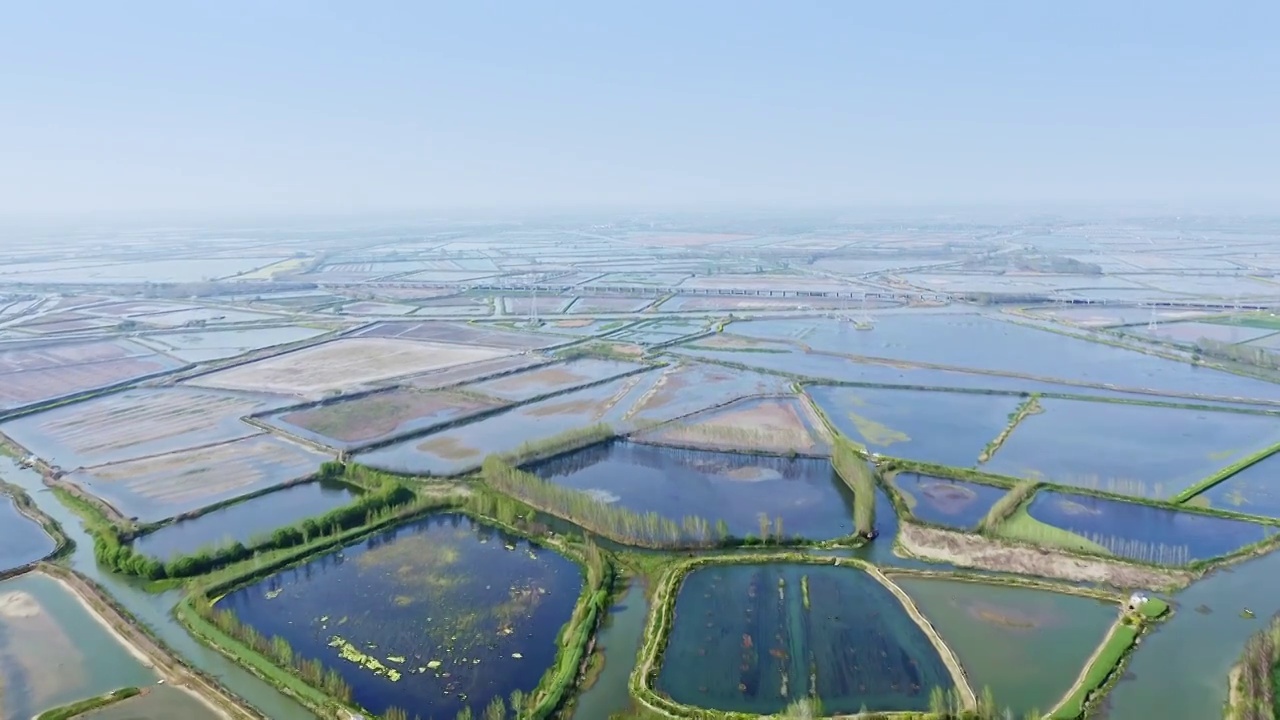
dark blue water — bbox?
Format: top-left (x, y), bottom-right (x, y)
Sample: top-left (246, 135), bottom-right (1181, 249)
top-left (0, 495), bottom-right (56, 572)
top-left (1027, 491), bottom-right (1276, 564)
top-left (132, 480), bottom-right (361, 559)
top-left (657, 563), bottom-right (952, 714)
top-left (1196, 454), bottom-right (1280, 518)
top-left (531, 441), bottom-right (856, 541)
top-left (892, 473), bottom-right (1009, 530)
top-left (220, 513), bottom-right (582, 719)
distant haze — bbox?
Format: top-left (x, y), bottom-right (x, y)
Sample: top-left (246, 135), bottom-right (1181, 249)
top-left (2, 1), bottom-right (1278, 219)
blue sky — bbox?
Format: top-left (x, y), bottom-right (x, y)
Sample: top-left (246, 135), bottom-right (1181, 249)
top-left (2, 1), bottom-right (1277, 217)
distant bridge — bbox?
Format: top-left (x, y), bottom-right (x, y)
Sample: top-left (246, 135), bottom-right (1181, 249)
top-left (356, 280), bottom-right (953, 303)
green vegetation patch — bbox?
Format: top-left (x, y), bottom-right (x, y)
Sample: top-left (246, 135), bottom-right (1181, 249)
top-left (36, 687), bottom-right (142, 720)
top-left (994, 504), bottom-right (1112, 556)
top-left (1049, 624), bottom-right (1139, 719)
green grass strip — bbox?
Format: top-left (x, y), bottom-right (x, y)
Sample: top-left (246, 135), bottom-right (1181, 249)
top-left (36, 687), bottom-right (141, 720)
top-left (1172, 441), bottom-right (1280, 504)
top-left (994, 504), bottom-right (1112, 556)
top-left (1050, 623), bottom-right (1139, 719)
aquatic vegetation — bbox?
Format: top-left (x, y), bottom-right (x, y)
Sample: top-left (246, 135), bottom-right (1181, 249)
top-left (891, 473), bottom-right (1011, 531)
top-left (655, 562), bottom-right (953, 714)
top-left (213, 513), bottom-right (584, 719)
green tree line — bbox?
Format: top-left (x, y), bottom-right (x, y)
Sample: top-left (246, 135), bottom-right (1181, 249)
top-left (98, 466), bottom-right (417, 580)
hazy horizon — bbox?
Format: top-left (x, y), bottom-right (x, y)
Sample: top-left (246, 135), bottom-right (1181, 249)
top-left (4, 1), bottom-right (1278, 219)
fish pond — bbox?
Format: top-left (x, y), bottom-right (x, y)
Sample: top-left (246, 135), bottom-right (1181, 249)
top-left (0, 573), bottom-right (158, 720)
top-left (132, 480), bottom-right (362, 559)
top-left (219, 513), bottom-right (582, 719)
top-left (807, 385), bottom-right (1021, 467)
top-left (889, 473), bottom-right (1010, 530)
top-left (532, 442), bottom-right (856, 541)
top-left (892, 577), bottom-right (1117, 717)
top-left (1193, 453), bottom-right (1280, 518)
top-left (1019, 490), bottom-right (1275, 565)
top-left (725, 315), bottom-right (1280, 401)
top-left (356, 372), bottom-right (661, 475)
top-left (985, 399), bottom-right (1280, 499)
top-left (656, 563), bottom-right (952, 714)
top-left (0, 495), bottom-right (56, 571)
top-left (265, 388), bottom-right (504, 450)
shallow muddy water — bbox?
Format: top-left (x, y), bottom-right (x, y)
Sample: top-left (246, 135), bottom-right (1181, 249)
top-left (657, 563), bottom-right (952, 714)
top-left (893, 577), bottom-right (1116, 716)
top-left (0, 573), bottom-right (158, 719)
top-left (891, 474), bottom-right (1010, 530)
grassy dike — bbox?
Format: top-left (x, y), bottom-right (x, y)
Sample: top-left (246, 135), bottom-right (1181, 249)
top-left (174, 482), bottom-right (615, 720)
top-left (1171, 440), bottom-right (1280, 504)
top-left (977, 394), bottom-right (1041, 463)
top-left (1047, 598), bottom-right (1170, 720)
top-left (627, 553), bottom-right (977, 719)
top-left (35, 687), bottom-right (141, 720)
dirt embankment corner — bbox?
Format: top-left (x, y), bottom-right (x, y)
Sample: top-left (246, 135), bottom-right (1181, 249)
top-left (896, 522), bottom-right (1193, 591)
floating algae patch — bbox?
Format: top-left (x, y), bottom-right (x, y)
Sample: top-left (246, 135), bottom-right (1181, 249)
top-left (1195, 454), bottom-right (1280, 518)
top-left (0, 495), bottom-right (56, 572)
top-left (532, 442), bottom-right (856, 541)
top-left (807, 386), bottom-right (1020, 466)
top-left (891, 473), bottom-right (1009, 530)
top-left (0, 573), bottom-right (157, 720)
top-left (985, 399), bottom-right (1280, 499)
top-left (656, 563), bottom-right (951, 715)
top-left (132, 480), bottom-right (361, 559)
top-left (219, 513), bottom-right (582, 719)
top-left (1024, 491), bottom-right (1275, 564)
top-left (893, 577), bottom-right (1115, 717)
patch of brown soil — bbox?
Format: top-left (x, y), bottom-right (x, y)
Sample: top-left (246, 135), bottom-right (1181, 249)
top-left (416, 436), bottom-right (481, 460)
top-left (283, 390), bottom-right (494, 443)
top-left (897, 522), bottom-right (1192, 591)
top-left (482, 366), bottom-right (588, 393)
top-left (525, 398), bottom-right (597, 417)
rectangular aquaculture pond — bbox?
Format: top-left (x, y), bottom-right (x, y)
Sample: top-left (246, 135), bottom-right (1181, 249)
top-left (808, 386), bottom-right (1022, 466)
top-left (264, 389), bottom-right (504, 450)
top-left (531, 441), bottom-right (856, 541)
top-left (131, 480), bottom-right (362, 559)
top-left (1011, 490), bottom-right (1276, 564)
top-left (986, 399), bottom-right (1280, 499)
top-left (893, 577), bottom-right (1116, 717)
top-left (890, 473), bottom-right (1011, 530)
top-left (1193, 453), bottom-right (1280, 518)
top-left (656, 563), bottom-right (953, 714)
top-left (217, 513), bottom-right (583, 719)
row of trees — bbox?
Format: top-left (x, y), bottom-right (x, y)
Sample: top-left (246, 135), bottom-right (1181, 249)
top-left (501, 424), bottom-right (616, 466)
top-left (190, 596), bottom-right (353, 704)
top-left (1227, 612), bottom-right (1280, 720)
top-left (977, 480), bottom-right (1036, 532)
top-left (831, 441), bottom-right (876, 537)
top-left (1196, 337), bottom-right (1280, 371)
top-left (480, 456), bottom-right (723, 547)
top-left (98, 470), bottom-right (418, 580)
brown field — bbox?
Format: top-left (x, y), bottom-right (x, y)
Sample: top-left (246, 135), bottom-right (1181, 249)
top-left (356, 321), bottom-right (557, 350)
top-left (1, 387), bottom-right (265, 465)
top-left (0, 354), bottom-right (181, 410)
top-left (897, 523), bottom-right (1192, 591)
top-left (0, 339), bottom-right (147, 373)
top-left (404, 355), bottom-right (548, 390)
top-left (188, 337), bottom-right (512, 397)
top-left (72, 435), bottom-right (329, 521)
top-left (620, 232), bottom-right (754, 248)
top-left (692, 333), bottom-right (777, 350)
top-left (639, 396), bottom-right (823, 453)
top-left (279, 389), bottom-right (499, 443)
top-left (566, 296), bottom-right (654, 313)
top-left (415, 435), bottom-right (481, 460)
top-left (525, 397), bottom-right (599, 417)
top-left (552, 318), bottom-right (595, 328)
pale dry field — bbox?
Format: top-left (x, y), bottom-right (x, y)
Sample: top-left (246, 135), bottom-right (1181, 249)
top-left (188, 337), bottom-right (512, 397)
